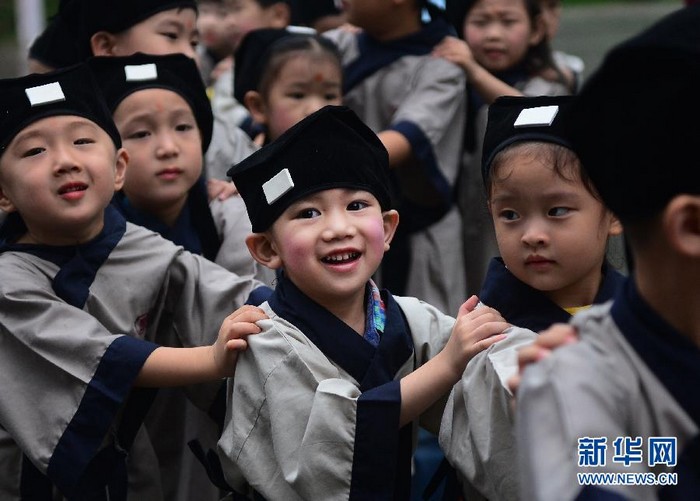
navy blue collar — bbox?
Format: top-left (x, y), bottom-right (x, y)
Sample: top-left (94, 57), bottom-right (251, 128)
top-left (0, 205), bottom-right (126, 308)
top-left (112, 176), bottom-right (221, 261)
top-left (343, 17), bottom-right (455, 94)
top-left (611, 278), bottom-right (700, 428)
top-left (268, 274), bottom-right (414, 390)
top-left (479, 257), bottom-right (626, 332)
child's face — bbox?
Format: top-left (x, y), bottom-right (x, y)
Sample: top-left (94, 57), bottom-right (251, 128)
top-left (113, 89), bottom-right (203, 218)
top-left (225, 0), bottom-right (287, 50)
top-left (539, 0), bottom-right (561, 41)
top-left (464, 0), bottom-right (543, 73)
top-left (488, 148), bottom-right (620, 308)
top-left (198, 2), bottom-right (235, 55)
top-left (249, 54), bottom-right (342, 142)
top-left (341, 0), bottom-right (392, 34)
top-left (109, 8), bottom-right (200, 61)
top-left (0, 115), bottom-right (126, 245)
top-left (262, 188), bottom-right (398, 310)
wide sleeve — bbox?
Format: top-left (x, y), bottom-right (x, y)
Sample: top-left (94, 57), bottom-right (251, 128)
top-left (439, 326), bottom-right (537, 500)
top-left (218, 315), bottom-right (403, 501)
top-left (516, 336), bottom-right (638, 501)
top-left (0, 257), bottom-right (157, 496)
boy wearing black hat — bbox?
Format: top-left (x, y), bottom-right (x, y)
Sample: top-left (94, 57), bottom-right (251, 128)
top-left (0, 64), bottom-right (267, 499)
top-left (88, 52), bottom-right (272, 282)
top-left (439, 95), bottom-right (625, 501)
top-left (87, 52), bottom-right (274, 500)
top-left (218, 105), bottom-right (510, 500)
top-left (516, 6), bottom-right (700, 500)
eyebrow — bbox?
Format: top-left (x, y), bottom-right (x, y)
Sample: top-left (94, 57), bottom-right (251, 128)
top-left (491, 189), bottom-right (583, 204)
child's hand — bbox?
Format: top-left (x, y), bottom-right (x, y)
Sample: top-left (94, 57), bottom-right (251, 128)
top-left (432, 36), bottom-right (475, 74)
top-left (443, 295), bottom-right (510, 379)
top-left (507, 323), bottom-right (579, 397)
top-left (208, 178), bottom-right (239, 201)
top-left (213, 305), bottom-right (267, 377)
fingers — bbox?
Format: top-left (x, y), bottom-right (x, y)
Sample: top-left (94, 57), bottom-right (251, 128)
top-left (220, 306), bottom-right (267, 341)
top-left (535, 323), bottom-right (579, 348)
top-left (227, 305), bottom-right (267, 323)
top-left (225, 338), bottom-right (247, 352)
top-left (456, 295), bottom-right (480, 317)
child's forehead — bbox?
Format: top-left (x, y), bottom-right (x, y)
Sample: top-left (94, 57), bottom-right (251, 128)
top-left (290, 188), bottom-right (379, 205)
top-left (14, 115), bottom-right (104, 138)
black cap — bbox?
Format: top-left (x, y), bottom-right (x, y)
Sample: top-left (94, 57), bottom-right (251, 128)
top-left (228, 105), bottom-right (392, 232)
top-left (0, 63), bottom-right (121, 154)
top-left (28, 0), bottom-right (83, 69)
top-left (233, 26), bottom-right (320, 104)
top-left (87, 52), bottom-right (213, 152)
top-left (482, 95), bottom-right (577, 186)
top-left (569, 5), bottom-right (700, 223)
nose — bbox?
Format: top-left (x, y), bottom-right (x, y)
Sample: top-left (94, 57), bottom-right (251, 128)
top-left (321, 209), bottom-right (356, 241)
top-left (521, 218), bottom-right (549, 248)
top-left (155, 130), bottom-right (180, 158)
top-left (53, 145), bottom-right (82, 175)
top-left (304, 95), bottom-right (327, 118)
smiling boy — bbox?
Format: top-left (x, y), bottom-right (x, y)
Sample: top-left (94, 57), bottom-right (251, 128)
top-left (217, 105), bottom-right (510, 499)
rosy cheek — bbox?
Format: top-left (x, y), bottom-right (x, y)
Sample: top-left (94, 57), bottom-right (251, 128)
top-left (366, 219), bottom-right (388, 253)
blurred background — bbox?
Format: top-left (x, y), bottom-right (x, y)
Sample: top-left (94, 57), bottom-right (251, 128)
top-left (0, 0), bottom-right (682, 79)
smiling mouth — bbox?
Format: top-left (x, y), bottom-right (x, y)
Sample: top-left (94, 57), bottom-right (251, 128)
top-left (58, 183), bottom-right (87, 195)
top-left (322, 252), bottom-right (361, 264)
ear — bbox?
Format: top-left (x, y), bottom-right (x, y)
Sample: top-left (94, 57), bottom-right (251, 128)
top-left (246, 232), bottom-right (283, 269)
top-left (663, 195), bottom-right (700, 258)
top-left (382, 209), bottom-right (400, 251)
top-left (90, 31), bottom-right (118, 56)
top-left (267, 2), bottom-right (291, 27)
top-left (0, 185), bottom-right (17, 214)
top-left (113, 147), bottom-right (129, 191)
top-left (607, 213), bottom-right (623, 237)
top-left (244, 90), bottom-right (268, 126)
top-left (528, 14), bottom-right (547, 47)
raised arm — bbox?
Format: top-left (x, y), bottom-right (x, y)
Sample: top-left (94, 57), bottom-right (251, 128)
top-left (399, 295), bottom-right (509, 426)
top-left (135, 305), bottom-right (266, 387)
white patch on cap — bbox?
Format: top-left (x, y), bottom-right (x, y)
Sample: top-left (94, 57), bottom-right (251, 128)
top-left (285, 25), bottom-right (318, 35)
top-left (25, 82), bottom-right (66, 107)
top-left (263, 168), bottom-right (295, 205)
top-left (124, 63), bottom-right (158, 82)
top-left (514, 105), bottom-right (559, 128)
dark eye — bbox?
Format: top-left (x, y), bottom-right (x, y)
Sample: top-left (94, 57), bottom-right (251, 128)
top-left (548, 207), bottom-right (570, 217)
top-left (74, 137), bottom-right (95, 145)
top-left (22, 147), bottom-right (44, 158)
top-left (499, 209), bottom-right (519, 221)
top-left (161, 32), bottom-right (178, 40)
top-left (296, 208), bottom-right (320, 219)
top-left (347, 200), bottom-right (368, 211)
top-left (127, 130), bottom-right (150, 140)
top-left (175, 123), bottom-right (195, 132)
top-left (288, 92), bottom-right (305, 100)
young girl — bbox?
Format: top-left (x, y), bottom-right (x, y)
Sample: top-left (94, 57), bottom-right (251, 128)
top-left (436, 0), bottom-right (573, 297)
top-left (233, 27), bottom-right (343, 145)
top-left (87, 52), bottom-right (273, 501)
top-left (439, 95), bottom-right (625, 500)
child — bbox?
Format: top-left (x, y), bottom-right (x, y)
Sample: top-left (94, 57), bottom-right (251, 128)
top-left (324, 0), bottom-right (467, 317)
top-left (205, 0), bottom-right (298, 181)
top-left (517, 6), bottom-right (700, 499)
top-left (233, 27), bottom-right (342, 146)
top-left (217, 105), bottom-right (511, 499)
top-left (87, 52), bottom-right (274, 500)
top-left (439, 95), bottom-right (625, 500)
top-left (197, 0), bottom-right (236, 87)
top-left (436, 0), bottom-right (572, 297)
top-left (0, 64), bottom-right (267, 499)
top-left (87, 52), bottom-right (273, 282)
top-left (75, 0), bottom-right (199, 61)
